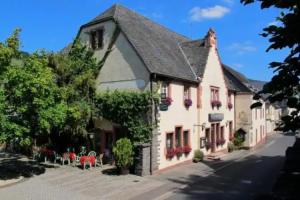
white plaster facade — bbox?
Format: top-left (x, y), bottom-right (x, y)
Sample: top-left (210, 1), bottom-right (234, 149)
top-left (235, 93), bottom-right (267, 148)
top-left (198, 48), bottom-right (235, 155)
top-left (157, 82), bottom-right (198, 169)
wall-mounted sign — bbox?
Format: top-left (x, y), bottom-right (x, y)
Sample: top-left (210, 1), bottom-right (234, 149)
top-left (208, 113), bottom-right (224, 122)
top-left (159, 104), bottom-right (168, 111)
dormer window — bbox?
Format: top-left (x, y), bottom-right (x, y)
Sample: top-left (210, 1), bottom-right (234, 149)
top-left (90, 29), bottom-right (104, 50)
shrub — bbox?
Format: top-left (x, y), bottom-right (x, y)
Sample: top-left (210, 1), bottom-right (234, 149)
top-left (233, 134), bottom-right (244, 147)
top-left (113, 138), bottom-right (134, 171)
top-left (193, 150), bottom-right (204, 163)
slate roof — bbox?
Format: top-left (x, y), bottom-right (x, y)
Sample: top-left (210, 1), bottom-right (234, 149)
top-left (81, 4), bottom-right (198, 83)
top-left (180, 39), bottom-right (210, 78)
top-left (80, 4), bottom-right (267, 89)
top-left (222, 64), bottom-right (252, 92)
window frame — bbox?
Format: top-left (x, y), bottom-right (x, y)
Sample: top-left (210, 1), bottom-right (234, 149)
top-left (210, 86), bottom-right (220, 102)
top-left (90, 28), bottom-right (104, 50)
top-left (183, 130), bottom-right (190, 147)
top-left (166, 132), bottom-right (174, 150)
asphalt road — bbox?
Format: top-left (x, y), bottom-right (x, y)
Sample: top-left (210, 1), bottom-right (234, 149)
top-left (161, 134), bottom-right (295, 200)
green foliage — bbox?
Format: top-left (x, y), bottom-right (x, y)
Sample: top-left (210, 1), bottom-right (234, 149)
top-left (193, 149), bottom-right (204, 163)
top-left (233, 132), bottom-right (245, 147)
top-left (113, 138), bottom-right (134, 169)
top-left (241, 0), bottom-right (300, 132)
top-left (96, 90), bottom-right (156, 145)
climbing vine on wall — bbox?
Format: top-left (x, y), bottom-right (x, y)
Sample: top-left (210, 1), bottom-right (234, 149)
top-left (95, 90), bottom-right (158, 145)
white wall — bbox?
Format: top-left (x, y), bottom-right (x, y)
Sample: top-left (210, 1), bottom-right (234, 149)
top-left (198, 48), bottom-right (235, 154)
top-left (157, 82), bottom-right (198, 169)
top-left (79, 20), bottom-right (150, 92)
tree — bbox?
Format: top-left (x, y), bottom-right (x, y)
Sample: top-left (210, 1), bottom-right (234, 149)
top-left (242, 0), bottom-right (300, 131)
top-left (48, 38), bottom-right (101, 137)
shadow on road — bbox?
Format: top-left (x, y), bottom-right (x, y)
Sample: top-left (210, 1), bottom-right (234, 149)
top-left (166, 154), bottom-right (285, 200)
top-left (0, 153), bottom-right (56, 181)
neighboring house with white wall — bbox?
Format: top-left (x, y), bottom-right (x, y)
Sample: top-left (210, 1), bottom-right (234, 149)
top-left (223, 67), bottom-right (268, 148)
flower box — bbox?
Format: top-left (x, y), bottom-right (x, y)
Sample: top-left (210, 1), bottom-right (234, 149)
top-left (182, 146), bottom-right (192, 154)
top-left (162, 97), bottom-right (173, 106)
top-left (174, 147), bottom-right (183, 155)
top-left (228, 102), bottom-right (233, 109)
top-left (166, 148), bottom-right (176, 158)
top-left (184, 99), bottom-right (192, 107)
top-left (211, 100), bottom-right (222, 108)
top-left (217, 139), bottom-right (226, 145)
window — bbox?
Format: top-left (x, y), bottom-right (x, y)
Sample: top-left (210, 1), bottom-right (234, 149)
top-left (90, 29), bottom-right (104, 50)
top-left (175, 127), bottom-right (182, 147)
top-left (205, 128), bottom-right (210, 143)
top-left (183, 130), bottom-right (189, 146)
top-left (227, 90), bottom-right (232, 104)
top-left (183, 86), bottom-right (190, 100)
top-left (161, 82), bottom-right (168, 99)
top-left (211, 87), bottom-right (220, 101)
top-left (166, 133), bottom-right (173, 149)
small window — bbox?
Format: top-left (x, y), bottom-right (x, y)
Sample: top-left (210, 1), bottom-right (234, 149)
top-left (161, 82), bottom-right (168, 99)
top-left (211, 87), bottom-right (220, 101)
top-left (175, 127), bottom-right (182, 147)
top-left (90, 29), bottom-right (104, 50)
top-left (183, 86), bottom-right (190, 100)
top-left (166, 133), bottom-right (173, 149)
top-left (229, 121), bottom-right (233, 139)
top-left (227, 91), bottom-right (232, 104)
top-left (183, 130), bottom-right (189, 146)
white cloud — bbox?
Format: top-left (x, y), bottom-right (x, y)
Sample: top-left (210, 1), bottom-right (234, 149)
top-left (189, 5), bottom-right (230, 22)
top-left (223, 0), bottom-right (234, 5)
top-left (227, 42), bottom-right (257, 55)
top-left (231, 63), bottom-right (244, 68)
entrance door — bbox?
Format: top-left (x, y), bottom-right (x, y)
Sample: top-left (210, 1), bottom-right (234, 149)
top-left (101, 131), bottom-right (115, 161)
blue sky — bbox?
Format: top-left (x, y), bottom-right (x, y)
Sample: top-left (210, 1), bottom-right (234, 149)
top-left (0, 0), bottom-right (286, 81)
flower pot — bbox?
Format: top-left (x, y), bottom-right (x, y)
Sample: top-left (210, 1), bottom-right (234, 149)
top-left (120, 168), bottom-right (130, 175)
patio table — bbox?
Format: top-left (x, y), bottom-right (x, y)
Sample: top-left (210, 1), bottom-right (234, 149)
top-left (80, 156), bottom-right (96, 166)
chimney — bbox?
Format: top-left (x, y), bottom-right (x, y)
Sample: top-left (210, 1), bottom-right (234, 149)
top-left (205, 28), bottom-right (217, 48)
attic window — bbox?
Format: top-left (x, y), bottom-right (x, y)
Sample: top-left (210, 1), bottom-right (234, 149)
top-left (90, 29), bottom-right (104, 50)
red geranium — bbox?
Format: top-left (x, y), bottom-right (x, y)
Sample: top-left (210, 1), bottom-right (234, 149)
top-left (182, 146), bottom-right (192, 153)
top-left (211, 100), bottom-right (222, 108)
top-left (166, 148), bottom-right (176, 158)
top-left (228, 102), bottom-right (233, 109)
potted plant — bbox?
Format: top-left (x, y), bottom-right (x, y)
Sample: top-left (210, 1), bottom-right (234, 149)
top-left (228, 102), bottom-right (233, 109)
top-left (184, 99), bottom-right (192, 107)
top-left (220, 139), bottom-right (226, 145)
top-left (112, 138), bottom-right (134, 175)
top-left (193, 150), bottom-right (204, 163)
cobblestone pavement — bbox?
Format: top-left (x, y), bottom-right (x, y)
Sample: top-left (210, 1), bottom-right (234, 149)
top-left (0, 165), bottom-right (164, 200)
top-left (0, 134), bottom-right (287, 200)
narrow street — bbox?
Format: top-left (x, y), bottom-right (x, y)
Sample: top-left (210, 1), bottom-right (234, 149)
top-left (0, 134), bottom-right (294, 200)
top-left (138, 134), bottom-right (295, 200)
